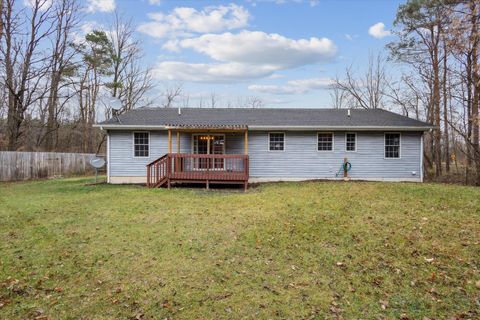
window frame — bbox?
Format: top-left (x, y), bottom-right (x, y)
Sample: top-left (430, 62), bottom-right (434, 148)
top-left (268, 132), bottom-right (286, 152)
top-left (191, 133), bottom-right (226, 154)
top-left (317, 132), bottom-right (334, 152)
top-left (132, 131), bottom-right (150, 158)
top-left (384, 132), bottom-right (401, 159)
top-left (345, 132), bottom-right (357, 152)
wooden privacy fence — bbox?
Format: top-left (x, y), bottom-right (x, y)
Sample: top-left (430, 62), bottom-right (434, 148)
top-left (0, 151), bottom-right (97, 182)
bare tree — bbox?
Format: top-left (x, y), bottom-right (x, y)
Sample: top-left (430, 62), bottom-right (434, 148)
top-left (1, 0), bottom-right (55, 150)
top-left (332, 53), bottom-right (387, 109)
top-left (107, 10), bottom-right (153, 113)
top-left (43, 0), bottom-right (80, 151)
top-left (161, 84), bottom-right (183, 108)
top-left (181, 94), bottom-right (190, 109)
top-left (384, 73), bottom-right (426, 119)
top-left (0, 0), bottom-right (4, 44)
top-left (329, 83), bottom-right (349, 109)
top-left (210, 92), bottom-right (218, 108)
top-left (245, 96), bottom-right (263, 108)
top-left (389, 0), bottom-right (449, 177)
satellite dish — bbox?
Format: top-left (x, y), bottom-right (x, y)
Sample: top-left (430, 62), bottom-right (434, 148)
top-left (90, 157), bottom-right (105, 168)
top-left (90, 157), bottom-right (105, 184)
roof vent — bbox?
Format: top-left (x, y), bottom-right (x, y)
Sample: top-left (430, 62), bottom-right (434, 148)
top-left (178, 106), bottom-right (181, 116)
top-left (347, 109), bottom-right (351, 117)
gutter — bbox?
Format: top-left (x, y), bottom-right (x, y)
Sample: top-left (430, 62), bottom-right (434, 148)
top-left (93, 124), bottom-right (167, 130)
top-left (247, 125), bottom-right (435, 131)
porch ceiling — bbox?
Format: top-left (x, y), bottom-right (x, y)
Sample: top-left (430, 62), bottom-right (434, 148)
top-left (165, 124), bottom-right (247, 132)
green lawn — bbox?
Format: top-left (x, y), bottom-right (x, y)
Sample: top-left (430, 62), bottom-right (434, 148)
top-left (0, 178), bottom-right (479, 319)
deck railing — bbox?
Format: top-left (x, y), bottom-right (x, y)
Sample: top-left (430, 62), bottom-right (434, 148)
top-left (146, 154), bottom-right (169, 187)
top-left (147, 153), bottom-right (249, 189)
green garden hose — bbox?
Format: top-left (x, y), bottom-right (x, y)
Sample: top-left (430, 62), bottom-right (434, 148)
top-left (335, 161), bottom-right (352, 177)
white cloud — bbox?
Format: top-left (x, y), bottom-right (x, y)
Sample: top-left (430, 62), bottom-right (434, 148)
top-left (154, 31), bottom-right (336, 83)
top-left (138, 4), bottom-right (250, 39)
top-left (23, 0), bottom-right (52, 10)
top-left (86, 0), bottom-right (115, 13)
top-left (73, 21), bottom-right (103, 44)
top-left (154, 31), bottom-right (337, 83)
top-left (247, 0), bottom-right (317, 5)
top-left (248, 78), bottom-right (333, 94)
top-left (152, 62), bottom-right (277, 83)
top-left (148, 0), bottom-right (161, 5)
top-left (368, 22), bottom-right (391, 39)
top-left (164, 31), bottom-right (337, 68)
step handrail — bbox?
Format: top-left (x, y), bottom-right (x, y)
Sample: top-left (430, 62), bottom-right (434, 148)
top-left (146, 154), bottom-right (169, 187)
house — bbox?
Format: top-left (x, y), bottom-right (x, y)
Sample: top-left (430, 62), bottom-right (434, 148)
top-left (95, 108), bottom-right (434, 189)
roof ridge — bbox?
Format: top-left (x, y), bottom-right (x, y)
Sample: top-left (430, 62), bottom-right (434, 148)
top-left (136, 107), bottom-right (364, 111)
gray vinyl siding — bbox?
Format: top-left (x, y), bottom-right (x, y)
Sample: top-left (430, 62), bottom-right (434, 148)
top-left (108, 130), bottom-right (422, 181)
top-left (248, 131), bottom-right (422, 180)
top-left (108, 131), bottom-right (245, 177)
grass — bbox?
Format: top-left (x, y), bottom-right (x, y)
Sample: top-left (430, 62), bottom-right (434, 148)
top-left (0, 178), bottom-right (479, 319)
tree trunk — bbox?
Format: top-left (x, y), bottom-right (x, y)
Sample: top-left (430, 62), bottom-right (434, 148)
top-left (45, 74), bottom-right (60, 151)
top-left (443, 42), bottom-right (450, 172)
top-left (432, 32), bottom-right (442, 177)
top-left (470, 1), bottom-right (480, 185)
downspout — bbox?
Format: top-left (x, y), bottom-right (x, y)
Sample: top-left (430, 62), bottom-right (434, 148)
top-left (106, 129), bottom-right (110, 184)
top-left (420, 132), bottom-right (424, 183)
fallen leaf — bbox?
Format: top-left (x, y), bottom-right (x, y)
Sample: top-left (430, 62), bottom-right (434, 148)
top-left (379, 300), bottom-right (389, 310)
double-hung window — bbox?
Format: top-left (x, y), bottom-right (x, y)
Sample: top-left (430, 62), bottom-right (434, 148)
top-left (385, 133), bottom-right (400, 158)
top-left (269, 133), bottom-right (285, 151)
top-left (134, 132), bottom-right (149, 157)
top-left (318, 133), bottom-right (333, 151)
top-left (345, 133), bottom-right (356, 152)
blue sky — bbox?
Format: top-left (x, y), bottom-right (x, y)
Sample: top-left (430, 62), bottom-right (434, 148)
top-left (85, 0), bottom-right (403, 108)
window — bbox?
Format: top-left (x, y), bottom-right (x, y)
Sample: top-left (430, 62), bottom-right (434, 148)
top-left (134, 132), bottom-right (149, 157)
top-left (346, 133), bottom-right (356, 152)
top-left (385, 133), bottom-right (400, 158)
top-left (269, 133), bottom-right (285, 151)
top-left (318, 133), bottom-right (333, 151)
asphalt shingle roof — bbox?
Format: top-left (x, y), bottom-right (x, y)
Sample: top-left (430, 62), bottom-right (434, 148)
top-left (98, 107), bottom-right (433, 130)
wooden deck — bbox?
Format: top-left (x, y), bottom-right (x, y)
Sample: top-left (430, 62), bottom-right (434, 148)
top-left (146, 153), bottom-right (249, 190)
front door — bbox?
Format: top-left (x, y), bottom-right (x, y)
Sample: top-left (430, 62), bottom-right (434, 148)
top-left (192, 134), bottom-right (225, 169)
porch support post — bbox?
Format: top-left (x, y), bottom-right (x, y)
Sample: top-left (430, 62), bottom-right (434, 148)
top-left (168, 129), bottom-right (172, 153)
top-left (244, 130), bottom-right (248, 155)
top-left (176, 131), bottom-right (180, 153)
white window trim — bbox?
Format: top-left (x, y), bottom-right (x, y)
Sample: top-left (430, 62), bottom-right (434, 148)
top-left (268, 132), bottom-right (286, 152)
top-left (345, 132), bottom-right (357, 152)
top-left (133, 131), bottom-right (150, 158)
top-left (317, 132), bottom-right (334, 152)
top-left (384, 132), bottom-right (401, 159)
top-left (191, 133), bottom-right (226, 154)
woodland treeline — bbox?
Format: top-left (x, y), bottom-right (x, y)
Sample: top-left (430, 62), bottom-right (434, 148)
top-left (333, 0), bottom-right (480, 184)
top-left (0, 0), bottom-right (155, 154)
top-left (1, 0), bottom-right (480, 184)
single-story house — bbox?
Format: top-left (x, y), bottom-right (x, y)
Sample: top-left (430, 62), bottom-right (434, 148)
top-left (95, 107), bottom-right (434, 189)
